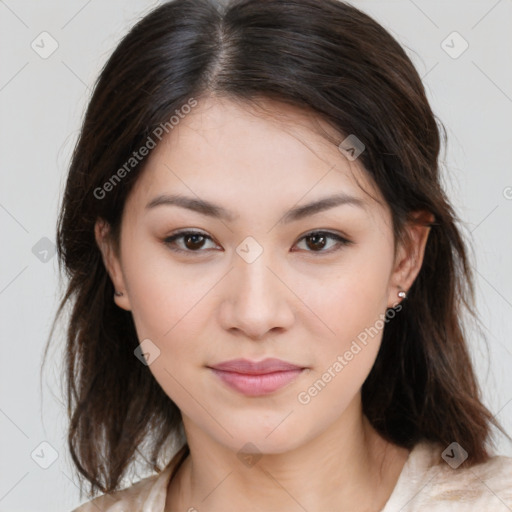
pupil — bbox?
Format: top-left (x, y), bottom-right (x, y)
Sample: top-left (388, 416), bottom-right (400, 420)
top-left (185, 234), bottom-right (204, 250)
top-left (307, 234), bottom-right (326, 251)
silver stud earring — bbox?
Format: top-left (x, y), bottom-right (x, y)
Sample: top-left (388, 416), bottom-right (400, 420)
top-left (114, 290), bottom-right (124, 297)
top-left (397, 290), bottom-right (407, 299)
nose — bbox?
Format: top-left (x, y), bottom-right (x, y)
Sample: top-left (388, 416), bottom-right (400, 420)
top-left (218, 252), bottom-right (296, 341)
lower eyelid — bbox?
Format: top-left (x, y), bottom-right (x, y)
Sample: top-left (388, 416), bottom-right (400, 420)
top-left (163, 232), bottom-right (217, 252)
top-left (163, 231), bottom-right (352, 254)
top-left (293, 232), bottom-right (351, 252)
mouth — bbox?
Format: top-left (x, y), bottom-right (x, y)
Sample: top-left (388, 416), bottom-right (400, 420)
top-left (207, 358), bottom-right (306, 396)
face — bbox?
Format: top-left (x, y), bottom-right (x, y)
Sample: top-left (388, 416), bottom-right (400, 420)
top-left (97, 96), bottom-right (429, 454)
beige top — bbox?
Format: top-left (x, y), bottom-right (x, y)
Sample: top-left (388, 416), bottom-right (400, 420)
top-left (72, 441), bottom-right (512, 511)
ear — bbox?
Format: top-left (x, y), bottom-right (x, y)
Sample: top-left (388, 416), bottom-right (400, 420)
top-left (94, 219), bottom-right (132, 311)
top-left (387, 210), bottom-right (434, 308)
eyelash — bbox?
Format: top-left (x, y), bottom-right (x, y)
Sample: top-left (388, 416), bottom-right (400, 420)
top-left (163, 230), bottom-right (353, 256)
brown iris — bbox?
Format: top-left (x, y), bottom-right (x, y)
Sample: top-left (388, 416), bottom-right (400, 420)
top-left (182, 233), bottom-right (207, 250)
top-left (304, 233), bottom-right (327, 251)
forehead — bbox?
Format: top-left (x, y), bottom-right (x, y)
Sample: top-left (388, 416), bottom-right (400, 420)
top-left (126, 96), bottom-right (386, 220)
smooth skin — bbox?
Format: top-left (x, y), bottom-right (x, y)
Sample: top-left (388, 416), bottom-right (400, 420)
top-left (95, 95), bottom-right (432, 512)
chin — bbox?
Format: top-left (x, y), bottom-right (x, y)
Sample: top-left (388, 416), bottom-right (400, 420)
top-left (209, 412), bottom-right (314, 456)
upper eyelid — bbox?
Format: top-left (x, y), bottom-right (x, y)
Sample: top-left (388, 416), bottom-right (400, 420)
top-left (166, 228), bottom-right (349, 239)
top-left (164, 229), bottom-right (351, 249)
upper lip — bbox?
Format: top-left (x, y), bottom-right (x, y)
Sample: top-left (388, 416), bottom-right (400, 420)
top-left (209, 358), bottom-right (304, 375)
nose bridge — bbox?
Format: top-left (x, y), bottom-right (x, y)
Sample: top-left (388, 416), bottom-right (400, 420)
top-left (219, 238), bottom-right (295, 337)
top-left (234, 244), bottom-right (280, 307)
top-left (233, 234), bottom-right (277, 291)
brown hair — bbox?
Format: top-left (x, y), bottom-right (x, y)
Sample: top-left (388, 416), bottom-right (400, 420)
top-left (46, 0), bottom-right (506, 499)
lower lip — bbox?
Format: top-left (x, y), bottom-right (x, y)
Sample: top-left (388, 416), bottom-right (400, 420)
top-left (210, 368), bottom-right (304, 396)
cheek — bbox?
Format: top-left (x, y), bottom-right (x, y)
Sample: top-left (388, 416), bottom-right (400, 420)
top-left (123, 241), bottom-right (215, 340)
top-left (293, 259), bottom-right (391, 433)
top-left (122, 245), bottom-right (213, 413)
top-left (290, 244), bottom-right (393, 419)
top-left (301, 246), bottom-right (393, 353)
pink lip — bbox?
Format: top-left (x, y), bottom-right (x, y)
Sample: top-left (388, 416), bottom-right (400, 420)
top-left (208, 358), bottom-right (305, 396)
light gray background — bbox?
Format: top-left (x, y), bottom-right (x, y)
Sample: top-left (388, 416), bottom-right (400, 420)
top-left (1, 1), bottom-right (511, 510)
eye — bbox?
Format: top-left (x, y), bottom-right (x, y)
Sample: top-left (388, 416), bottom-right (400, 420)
top-left (293, 231), bottom-right (352, 254)
top-left (164, 229), bottom-right (352, 256)
top-left (163, 230), bottom-right (218, 253)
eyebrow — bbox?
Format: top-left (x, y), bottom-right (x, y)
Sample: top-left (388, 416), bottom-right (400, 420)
top-left (145, 192), bottom-right (366, 223)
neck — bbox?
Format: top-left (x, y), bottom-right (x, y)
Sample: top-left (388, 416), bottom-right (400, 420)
top-left (167, 395), bottom-right (410, 512)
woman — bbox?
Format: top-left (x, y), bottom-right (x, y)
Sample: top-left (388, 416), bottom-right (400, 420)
top-left (53, 0), bottom-right (511, 510)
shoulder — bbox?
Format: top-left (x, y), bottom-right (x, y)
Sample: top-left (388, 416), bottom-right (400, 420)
top-left (427, 449), bottom-right (512, 509)
top-left (384, 441), bottom-right (512, 511)
top-left (71, 445), bottom-right (188, 512)
top-left (70, 471), bottom-right (165, 512)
